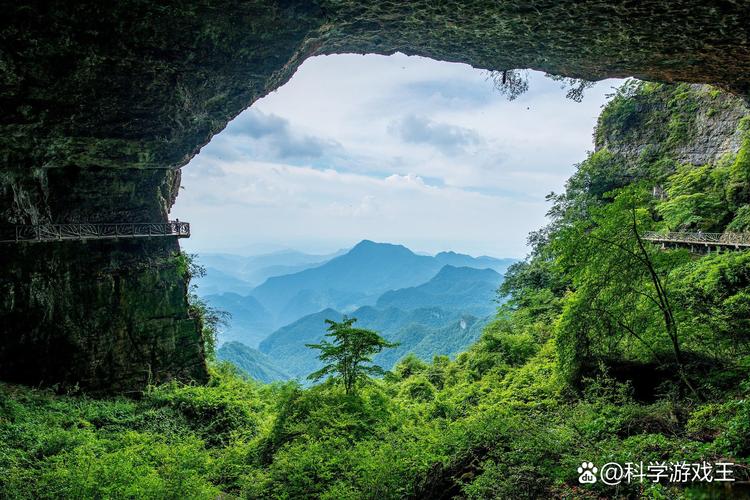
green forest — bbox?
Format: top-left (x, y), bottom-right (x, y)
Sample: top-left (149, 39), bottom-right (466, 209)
top-left (2, 81), bottom-right (750, 498)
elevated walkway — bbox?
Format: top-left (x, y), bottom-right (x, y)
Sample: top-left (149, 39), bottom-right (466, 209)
top-left (0, 221), bottom-right (190, 243)
top-left (643, 231), bottom-right (750, 251)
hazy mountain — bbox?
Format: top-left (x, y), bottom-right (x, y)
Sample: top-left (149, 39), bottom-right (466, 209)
top-left (258, 305), bottom-right (490, 380)
top-left (376, 265), bottom-right (502, 316)
top-left (217, 342), bottom-right (290, 383)
top-left (238, 250), bottom-right (345, 284)
top-left (194, 249), bottom-right (343, 292)
top-left (195, 267), bottom-right (256, 296)
top-left (201, 241), bottom-right (516, 356)
top-left (251, 241), bottom-right (514, 327)
top-left (434, 251), bottom-right (516, 275)
top-left (374, 314), bottom-right (488, 368)
top-left (203, 293), bottom-right (275, 347)
top-left (251, 241), bottom-right (443, 320)
top-left (250, 263), bottom-right (327, 284)
top-left (196, 253), bottom-right (249, 274)
top-left (278, 288), bottom-right (369, 324)
top-left (258, 309), bottom-right (343, 379)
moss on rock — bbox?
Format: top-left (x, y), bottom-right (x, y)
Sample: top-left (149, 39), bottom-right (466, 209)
top-left (0, 238), bottom-right (208, 394)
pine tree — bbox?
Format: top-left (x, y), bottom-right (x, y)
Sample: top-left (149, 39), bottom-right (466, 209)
top-left (306, 317), bottom-right (398, 395)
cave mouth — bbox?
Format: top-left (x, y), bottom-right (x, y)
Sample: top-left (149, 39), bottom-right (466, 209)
top-left (173, 53), bottom-right (624, 261)
top-left (3, 0), bottom-right (750, 393)
top-left (169, 52), bottom-right (629, 353)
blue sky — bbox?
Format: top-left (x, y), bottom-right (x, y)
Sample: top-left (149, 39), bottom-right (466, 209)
top-left (173, 53), bottom-right (624, 258)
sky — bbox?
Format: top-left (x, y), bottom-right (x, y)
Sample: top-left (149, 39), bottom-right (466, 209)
top-left (173, 53), bottom-right (624, 258)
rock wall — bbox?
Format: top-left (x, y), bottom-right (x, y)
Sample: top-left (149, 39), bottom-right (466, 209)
top-left (0, 161), bottom-right (208, 392)
top-left (596, 83), bottom-right (750, 167)
top-left (1, 168), bottom-right (180, 225)
top-left (582, 82), bottom-right (750, 235)
top-left (0, 239), bottom-right (208, 394)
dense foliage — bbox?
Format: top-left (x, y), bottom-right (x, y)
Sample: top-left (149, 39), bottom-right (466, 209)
top-left (1, 82), bottom-right (749, 498)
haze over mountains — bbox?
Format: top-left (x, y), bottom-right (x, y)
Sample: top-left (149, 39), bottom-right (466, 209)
top-left (256, 306), bottom-right (489, 380)
top-left (194, 249), bottom-right (344, 295)
top-left (216, 342), bottom-right (289, 383)
top-left (198, 240), bottom-right (516, 381)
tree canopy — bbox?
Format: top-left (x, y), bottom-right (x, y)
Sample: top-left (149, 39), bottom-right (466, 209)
top-left (306, 317), bottom-right (398, 395)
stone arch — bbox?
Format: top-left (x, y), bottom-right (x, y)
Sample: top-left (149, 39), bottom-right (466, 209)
top-left (2, 0), bottom-right (750, 391)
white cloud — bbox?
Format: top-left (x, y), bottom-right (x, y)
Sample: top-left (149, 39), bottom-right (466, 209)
top-left (178, 158), bottom-right (546, 257)
top-left (383, 173), bottom-right (429, 189)
top-left (174, 53), bottom-right (624, 257)
top-left (388, 115), bottom-right (482, 155)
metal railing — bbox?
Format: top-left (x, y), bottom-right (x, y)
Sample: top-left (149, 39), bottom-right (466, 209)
top-left (0, 221), bottom-right (190, 243)
top-left (643, 231), bottom-right (750, 248)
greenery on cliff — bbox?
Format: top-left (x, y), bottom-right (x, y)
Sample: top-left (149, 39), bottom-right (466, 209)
top-left (2, 82), bottom-right (750, 499)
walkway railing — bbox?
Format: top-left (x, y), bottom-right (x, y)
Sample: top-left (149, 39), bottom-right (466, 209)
top-left (643, 231), bottom-right (750, 248)
top-left (0, 221), bottom-right (190, 243)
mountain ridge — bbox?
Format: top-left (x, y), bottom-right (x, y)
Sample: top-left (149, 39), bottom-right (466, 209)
top-left (375, 265), bottom-right (502, 316)
top-left (198, 241), bottom-right (516, 350)
top-left (217, 342), bottom-right (290, 383)
top-left (248, 241), bottom-right (514, 330)
top-left (257, 305), bottom-right (492, 380)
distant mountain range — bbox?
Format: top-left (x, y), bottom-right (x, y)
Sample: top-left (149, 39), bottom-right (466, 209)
top-left (216, 342), bottom-right (289, 383)
top-left (258, 304), bottom-right (491, 380)
top-left (250, 241), bottom-right (444, 325)
top-left (203, 241), bottom-right (514, 339)
top-left (195, 241), bottom-right (516, 381)
top-left (194, 249), bottom-right (344, 294)
top-left (376, 265), bottom-right (502, 316)
top-left (201, 293), bottom-right (274, 346)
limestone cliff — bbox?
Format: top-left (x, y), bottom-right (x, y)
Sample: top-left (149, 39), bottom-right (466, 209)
top-left (0, 239), bottom-right (208, 394)
top-left (596, 83), bottom-right (749, 167)
top-left (580, 82), bottom-right (750, 234)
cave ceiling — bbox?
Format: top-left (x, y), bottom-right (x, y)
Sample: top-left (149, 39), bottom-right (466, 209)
top-left (2, 0), bottom-right (749, 175)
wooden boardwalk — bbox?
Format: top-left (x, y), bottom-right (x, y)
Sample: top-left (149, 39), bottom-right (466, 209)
top-left (643, 231), bottom-right (750, 250)
top-left (0, 221), bottom-right (190, 243)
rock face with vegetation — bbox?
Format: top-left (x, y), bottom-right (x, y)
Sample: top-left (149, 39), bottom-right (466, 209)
top-left (2, 1), bottom-right (750, 391)
top-left (547, 83), bottom-right (750, 391)
top-left (0, 161), bottom-right (209, 392)
top-left (0, 82), bottom-right (749, 498)
top-left (0, 240), bottom-right (208, 394)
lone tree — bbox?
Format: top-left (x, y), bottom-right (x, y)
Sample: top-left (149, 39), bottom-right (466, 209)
top-left (306, 317), bottom-right (398, 395)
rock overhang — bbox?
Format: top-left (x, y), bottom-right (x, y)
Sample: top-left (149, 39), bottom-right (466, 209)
top-left (2, 0), bottom-right (750, 178)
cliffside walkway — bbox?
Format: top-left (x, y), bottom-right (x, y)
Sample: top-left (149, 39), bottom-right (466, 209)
top-left (643, 231), bottom-right (750, 251)
top-left (0, 221), bottom-right (190, 243)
